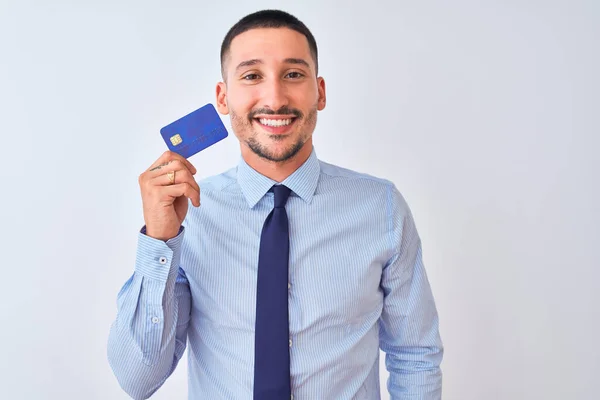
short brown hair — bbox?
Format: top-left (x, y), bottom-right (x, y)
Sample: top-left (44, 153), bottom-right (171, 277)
top-left (220, 9), bottom-right (319, 77)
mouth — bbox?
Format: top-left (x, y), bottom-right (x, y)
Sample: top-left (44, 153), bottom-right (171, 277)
top-left (253, 116), bottom-right (298, 134)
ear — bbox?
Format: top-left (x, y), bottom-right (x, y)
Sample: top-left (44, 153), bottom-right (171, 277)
top-left (216, 82), bottom-right (229, 115)
top-left (317, 77), bottom-right (326, 111)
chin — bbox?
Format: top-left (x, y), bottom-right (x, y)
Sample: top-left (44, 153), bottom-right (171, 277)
top-left (249, 138), bottom-right (306, 163)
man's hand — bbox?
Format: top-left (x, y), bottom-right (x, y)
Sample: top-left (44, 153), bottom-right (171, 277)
top-left (138, 151), bottom-right (200, 241)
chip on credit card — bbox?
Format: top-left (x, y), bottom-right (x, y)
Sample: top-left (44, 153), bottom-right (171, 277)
top-left (160, 103), bottom-right (228, 159)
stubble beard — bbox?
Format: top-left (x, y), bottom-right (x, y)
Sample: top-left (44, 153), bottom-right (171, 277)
top-left (231, 105), bottom-right (318, 163)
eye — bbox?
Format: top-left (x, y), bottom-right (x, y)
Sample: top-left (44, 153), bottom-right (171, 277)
top-left (286, 71), bottom-right (304, 79)
top-left (243, 73), bottom-right (260, 80)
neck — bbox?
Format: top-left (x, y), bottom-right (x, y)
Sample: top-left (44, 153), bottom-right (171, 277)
top-left (241, 139), bottom-right (313, 182)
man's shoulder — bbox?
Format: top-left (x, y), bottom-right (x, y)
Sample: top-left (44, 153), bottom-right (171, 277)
top-left (195, 165), bottom-right (238, 192)
top-left (317, 158), bottom-right (410, 210)
top-left (318, 159), bottom-right (396, 191)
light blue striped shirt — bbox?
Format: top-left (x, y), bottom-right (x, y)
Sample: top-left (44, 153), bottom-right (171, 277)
top-left (107, 146), bottom-right (443, 399)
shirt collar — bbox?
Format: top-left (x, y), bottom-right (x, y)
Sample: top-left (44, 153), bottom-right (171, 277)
top-left (236, 146), bottom-right (320, 209)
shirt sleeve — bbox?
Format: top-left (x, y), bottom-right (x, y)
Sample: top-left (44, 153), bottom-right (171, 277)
top-left (379, 184), bottom-right (444, 399)
top-left (107, 225), bottom-right (191, 400)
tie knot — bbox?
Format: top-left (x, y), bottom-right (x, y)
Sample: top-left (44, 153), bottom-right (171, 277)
top-left (272, 185), bottom-right (291, 208)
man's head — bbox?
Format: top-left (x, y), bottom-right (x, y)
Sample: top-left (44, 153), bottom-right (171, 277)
top-left (216, 10), bottom-right (326, 164)
top-left (220, 10), bottom-right (319, 78)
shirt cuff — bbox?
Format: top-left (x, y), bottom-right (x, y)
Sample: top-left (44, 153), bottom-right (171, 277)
top-left (134, 225), bottom-right (185, 282)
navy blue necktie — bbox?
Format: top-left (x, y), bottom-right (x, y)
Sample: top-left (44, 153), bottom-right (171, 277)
top-left (254, 184), bottom-right (292, 399)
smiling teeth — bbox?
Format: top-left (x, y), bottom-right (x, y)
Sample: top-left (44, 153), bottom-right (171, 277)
top-left (259, 118), bottom-right (293, 127)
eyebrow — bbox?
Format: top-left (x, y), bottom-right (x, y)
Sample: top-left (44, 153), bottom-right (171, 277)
top-left (235, 58), bottom-right (311, 72)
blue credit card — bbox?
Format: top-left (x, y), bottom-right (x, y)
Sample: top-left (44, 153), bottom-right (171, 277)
top-left (160, 103), bottom-right (228, 158)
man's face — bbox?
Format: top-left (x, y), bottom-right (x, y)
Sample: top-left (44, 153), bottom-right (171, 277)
top-left (216, 28), bottom-right (326, 163)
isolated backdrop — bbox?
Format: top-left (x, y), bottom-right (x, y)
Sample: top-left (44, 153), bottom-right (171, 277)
top-left (1, 0), bottom-right (598, 399)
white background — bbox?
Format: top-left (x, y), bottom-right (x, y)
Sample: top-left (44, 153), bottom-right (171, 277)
top-left (1, 0), bottom-right (598, 399)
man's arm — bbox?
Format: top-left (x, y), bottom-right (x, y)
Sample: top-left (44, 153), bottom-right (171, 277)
top-left (379, 185), bottom-right (443, 399)
top-left (107, 226), bottom-right (191, 400)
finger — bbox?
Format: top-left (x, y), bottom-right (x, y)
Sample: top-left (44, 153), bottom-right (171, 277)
top-left (148, 151), bottom-right (197, 174)
top-left (148, 151), bottom-right (175, 171)
top-left (149, 167), bottom-right (201, 193)
top-left (146, 161), bottom-right (200, 194)
top-left (147, 159), bottom-right (188, 179)
top-left (161, 182), bottom-right (201, 207)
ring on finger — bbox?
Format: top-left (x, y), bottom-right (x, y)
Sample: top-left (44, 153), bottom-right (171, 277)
top-left (167, 170), bottom-right (176, 185)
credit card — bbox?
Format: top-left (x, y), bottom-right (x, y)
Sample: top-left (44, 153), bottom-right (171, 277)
top-left (160, 103), bottom-right (228, 159)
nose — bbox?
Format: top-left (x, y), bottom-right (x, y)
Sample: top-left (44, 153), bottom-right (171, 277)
top-left (261, 79), bottom-right (289, 112)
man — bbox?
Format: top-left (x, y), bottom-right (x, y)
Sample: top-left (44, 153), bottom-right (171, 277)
top-left (107, 9), bottom-right (443, 400)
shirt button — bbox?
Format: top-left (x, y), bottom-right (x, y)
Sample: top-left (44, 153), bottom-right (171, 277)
top-left (151, 316), bottom-right (160, 324)
top-left (291, 395), bottom-right (294, 400)
top-left (289, 338), bottom-right (292, 347)
top-left (159, 256), bottom-right (167, 265)
top-left (288, 282), bottom-right (291, 290)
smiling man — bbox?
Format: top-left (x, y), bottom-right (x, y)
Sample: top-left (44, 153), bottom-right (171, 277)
top-left (108, 9), bottom-right (443, 400)
top-left (218, 23), bottom-right (324, 180)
